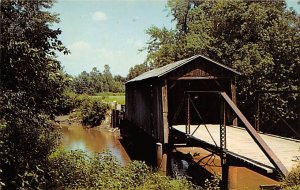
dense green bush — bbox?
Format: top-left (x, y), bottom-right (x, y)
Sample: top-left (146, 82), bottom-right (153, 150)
top-left (48, 149), bottom-right (200, 190)
top-left (0, 92), bottom-right (61, 189)
top-left (282, 163), bottom-right (300, 190)
top-left (80, 98), bottom-right (109, 127)
top-left (55, 91), bottom-right (109, 127)
top-left (56, 91), bottom-right (89, 115)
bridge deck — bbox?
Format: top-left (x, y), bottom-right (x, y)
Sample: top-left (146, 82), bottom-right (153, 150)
top-left (173, 125), bottom-right (300, 172)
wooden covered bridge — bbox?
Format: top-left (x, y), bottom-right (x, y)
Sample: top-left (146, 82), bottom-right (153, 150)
top-left (123, 55), bottom-right (300, 189)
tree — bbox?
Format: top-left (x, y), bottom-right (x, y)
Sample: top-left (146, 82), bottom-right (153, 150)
top-left (144, 0), bottom-right (299, 136)
top-left (73, 70), bottom-right (95, 94)
top-left (127, 63), bottom-right (151, 80)
top-left (70, 66), bottom-right (125, 94)
top-left (0, 0), bottom-right (68, 188)
top-left (102, 64), bottom-right (114, 92)
top-left (90, 67), bottom-right (103, 93)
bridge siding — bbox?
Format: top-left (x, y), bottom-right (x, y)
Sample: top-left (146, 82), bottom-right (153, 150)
top-left (126, 80), bottom-right (164, 142)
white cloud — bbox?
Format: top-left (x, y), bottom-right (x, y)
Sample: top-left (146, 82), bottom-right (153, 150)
top-left (92, 11), bottom-right (107, 21)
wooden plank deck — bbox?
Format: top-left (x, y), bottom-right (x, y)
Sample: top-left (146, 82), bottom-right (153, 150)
top-left (173, 125), bottom-right (300, 172)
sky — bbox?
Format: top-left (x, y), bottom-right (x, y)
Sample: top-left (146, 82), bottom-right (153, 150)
top-left (51, 0), bottom-right (174, 77)
top-left (51, 0), bottom-right (300, 77)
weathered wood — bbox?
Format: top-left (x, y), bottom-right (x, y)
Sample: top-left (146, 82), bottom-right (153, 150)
top-left (169, 76), bottom-right (226, 80)
top-left (162, 80), bottom-right (169, 143)
top-left (173, 125), bottom-right (299, 173)
top-left (230, 78), bottom-right (238, 126)
top-left (156, 142), bottom-right (167, 175)
top-left (125, 55), bottom-right (240, 144)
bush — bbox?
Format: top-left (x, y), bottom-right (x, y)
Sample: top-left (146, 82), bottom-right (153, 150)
top-left (80, 98), bottom-right (109, 127)
top-left (48, 149), bottom-right (199, 190)
top-left (282, 163), bottom-right (300, 190)
top-left (0, 92), bottom-right (60, 189)
top-left (55, 91), bottom-right (90, 115)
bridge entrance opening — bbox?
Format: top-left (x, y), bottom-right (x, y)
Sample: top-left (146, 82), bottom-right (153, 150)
top-left (168, 80), bottom-right (230, 127)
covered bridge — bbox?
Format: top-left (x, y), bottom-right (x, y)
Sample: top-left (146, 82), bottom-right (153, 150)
top-left (125, 54), bottom-right (241, 144)
top-left (124, 55), bottom-right (297, 187)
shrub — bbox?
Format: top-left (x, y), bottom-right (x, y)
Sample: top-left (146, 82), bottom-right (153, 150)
top-left (282, 163), bottom-right (300, 190)
top-left (48, 149), bottom-right (200, 190)
top-left (80, 98), bottom-right (109, 127)
top-left (0, 92), bottom-right (60, 189)
top-left (55, 91), bottom-right (90, 115)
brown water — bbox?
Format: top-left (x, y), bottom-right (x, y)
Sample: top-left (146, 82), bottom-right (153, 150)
top-left (60, 123), bottom-right (130, 165)
top-left (176, 147), bottom-right (280, 189)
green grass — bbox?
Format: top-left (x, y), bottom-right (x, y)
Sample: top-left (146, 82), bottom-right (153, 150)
top-left (94, 92), bottom-right (125, 96)
top-left (91, 92), bottom-right (125, 105)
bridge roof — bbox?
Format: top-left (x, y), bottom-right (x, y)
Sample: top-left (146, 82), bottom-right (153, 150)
top-left (127, 54), bottom-right (242, 83)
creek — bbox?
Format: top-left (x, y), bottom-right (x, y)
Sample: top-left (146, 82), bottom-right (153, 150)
top-left (60, 122), bottom-right (130, 165)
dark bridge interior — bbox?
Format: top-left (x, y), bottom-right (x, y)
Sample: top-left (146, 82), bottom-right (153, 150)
top-left (168, 79), bottom-right (231, 125)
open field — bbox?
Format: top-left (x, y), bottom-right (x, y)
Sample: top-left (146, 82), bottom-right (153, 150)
top-left (92, 92), bottom-right (125, 105)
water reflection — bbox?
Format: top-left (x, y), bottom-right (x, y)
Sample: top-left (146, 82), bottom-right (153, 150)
top-left (60, 123), bottom-right (130, 165)
top-left (175, 147), bottom-right (280, 189)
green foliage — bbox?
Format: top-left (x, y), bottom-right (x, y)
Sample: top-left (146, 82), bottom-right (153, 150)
top-left (56, 92), bottom-right (110, 126)
top-left (48, 149), bottom-right (199, 190)
top-left (95, 92), bottom-right (125, 97)
top-left (144, 0), bottom-right (299, 133)
top-left (282, 163), bottom-right (300, 190)
top-left (0, 96), bottom-right (60, 189)
top-left (92, 92), bottom-right (125, 105)
top-left (127, 63), bottom-right (151, 80)
top-left (204, 175), bottom-right (221, 190)
top-left (71, 66), bottom-right (126, 95)
top-left (80, 98), bottom-right (109, 127)
top-left (0, 0), bottom-right (67, 188)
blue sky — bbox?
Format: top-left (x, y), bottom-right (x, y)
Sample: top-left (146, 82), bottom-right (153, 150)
top-left (51, 0), bottom-right (300, 77)
top-left (51, 0), bottom-right (174, 76)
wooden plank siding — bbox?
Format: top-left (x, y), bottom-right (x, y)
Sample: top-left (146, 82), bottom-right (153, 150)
top-left (167, 58), bottom-right (235, 80)
top-left (126, 80), bottom-right (164, 142)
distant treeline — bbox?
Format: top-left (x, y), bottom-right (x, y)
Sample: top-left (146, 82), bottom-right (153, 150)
top-left (66, 65), bottom-right (126, 94)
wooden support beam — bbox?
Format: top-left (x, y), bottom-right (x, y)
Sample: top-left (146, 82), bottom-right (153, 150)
top-left (169, 76), bottom-right (228, 80)
top-left (187, 94), bottom-right (191, 134)
top-left (220, 92), bottom-right (288, 176)
top-left (231, 78), bottom-right (238, 126)
top-left (156, 142), bottom-right (167, 175)
top-left (162, 80), bottom-right (169, 143)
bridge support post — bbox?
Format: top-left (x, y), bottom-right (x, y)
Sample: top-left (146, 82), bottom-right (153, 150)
top-left (156, 142), bottom-right (167, 175)
top-left (221, 161), bottom-right (229, 190)
top-left (220, 98), bottom-right (229, 189)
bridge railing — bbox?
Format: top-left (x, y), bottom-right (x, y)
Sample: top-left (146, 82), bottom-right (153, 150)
top-left (174, 91), bottom-right (288, 177)
top-left (220, 92), bottom-right (288, 176)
